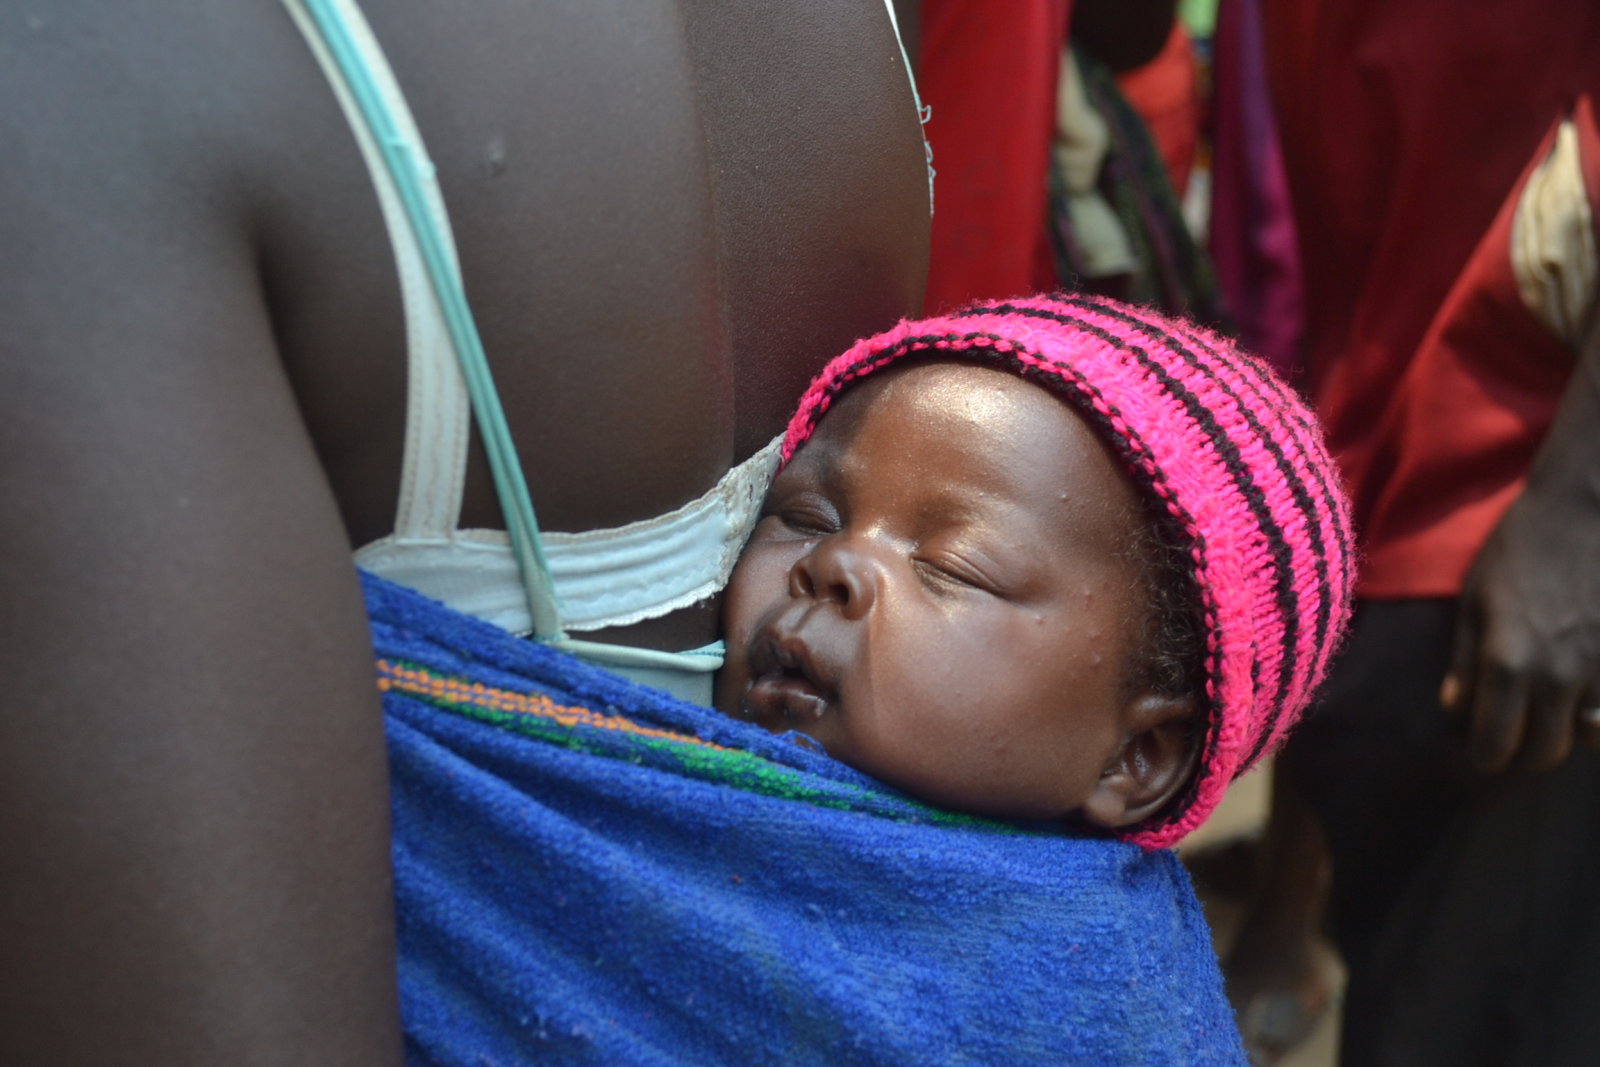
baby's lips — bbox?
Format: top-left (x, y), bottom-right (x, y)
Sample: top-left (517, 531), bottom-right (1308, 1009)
top-left (770, 632), bottom-right (825, 691)
top-left (764, 604), bottom-right (849, 698)
top-left (743, 672), bottom-right (831, 723)
top-left (741, 625), bottom-right (830, 719)
top-left (740, 602), bottom-right (851, 724)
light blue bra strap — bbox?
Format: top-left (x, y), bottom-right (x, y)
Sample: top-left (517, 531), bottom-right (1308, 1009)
top-left (289, 0), bottom-right (565, 642)
top-left (554, 636), bottom-right (723, 674)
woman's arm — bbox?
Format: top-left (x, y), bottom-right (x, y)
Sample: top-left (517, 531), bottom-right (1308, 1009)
top-left (0, 10), bottom-right (403, 1062)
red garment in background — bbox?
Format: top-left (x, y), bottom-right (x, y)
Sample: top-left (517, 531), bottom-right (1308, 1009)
top-left (1265, 0), bottom-right (1600, 596)
top-left (918, 0), bottom-right (1072, 314)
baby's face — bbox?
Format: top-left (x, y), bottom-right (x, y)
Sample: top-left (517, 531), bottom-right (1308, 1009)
top-left (716, 362), bottom-right (1148, 821)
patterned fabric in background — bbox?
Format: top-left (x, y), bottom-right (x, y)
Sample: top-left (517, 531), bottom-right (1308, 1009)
top-left (1051, 46), bottom-right (1229, 331)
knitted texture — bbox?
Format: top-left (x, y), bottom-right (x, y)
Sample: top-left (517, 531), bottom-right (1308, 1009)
top-left (782, 293), bottom-right (1355, 848)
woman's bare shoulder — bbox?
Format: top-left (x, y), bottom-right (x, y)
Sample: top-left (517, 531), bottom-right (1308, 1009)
top-left (0, 7), bottom-right (406, 1062)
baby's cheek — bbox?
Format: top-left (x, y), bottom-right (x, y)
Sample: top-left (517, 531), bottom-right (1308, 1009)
top-left (713, 548), bottom-right (793, 714)
top-left (712, 588), bottom-right (755, 715)
top-left (710, 656), bottom-right (744, 716)
top-left (721, 554), bottom-right (774, 637)
top-left (856, 649), bottom-right (969, 746)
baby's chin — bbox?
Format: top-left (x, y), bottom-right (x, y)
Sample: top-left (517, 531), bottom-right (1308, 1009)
top-left (814, 735), bottom-right (1093, 825)
top-left (890, 777), bottom-right (1086, 825)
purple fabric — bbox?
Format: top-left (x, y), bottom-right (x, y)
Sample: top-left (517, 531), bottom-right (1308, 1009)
top-left (1209, 0), bottom-right (1305, 380)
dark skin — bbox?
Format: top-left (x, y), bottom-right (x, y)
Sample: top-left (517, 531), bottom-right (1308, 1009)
top-left (716, 364), bottom-right (1197, 828)
top-left (0, 2), bottom-right (927, 1063)
top-left (1440, 308), bottom-right (1600, 772)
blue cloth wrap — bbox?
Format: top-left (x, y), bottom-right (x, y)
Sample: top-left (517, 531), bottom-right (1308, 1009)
top-left (368, 572), bottom-right (1245, 1065)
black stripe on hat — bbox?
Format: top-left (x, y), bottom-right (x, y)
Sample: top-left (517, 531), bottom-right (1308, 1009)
top-left (1125, 304), bottom-right (1357, 687)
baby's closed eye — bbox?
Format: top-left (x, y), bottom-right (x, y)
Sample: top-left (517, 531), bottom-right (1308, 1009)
top-left (765, 492), bottom-right (840, 537)
top-left (912, 548), bottom-right (1011, 598)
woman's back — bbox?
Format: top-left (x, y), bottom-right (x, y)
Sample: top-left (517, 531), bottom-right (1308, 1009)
top-left (0, 1), bottom-right (926, 1061)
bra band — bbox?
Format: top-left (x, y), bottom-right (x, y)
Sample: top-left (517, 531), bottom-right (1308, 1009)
top-left (353, 436), bottom-right (783, 639)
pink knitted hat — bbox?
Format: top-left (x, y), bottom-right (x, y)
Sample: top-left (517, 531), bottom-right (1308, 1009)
top-left (782, 294), bottom-right (1355, 848)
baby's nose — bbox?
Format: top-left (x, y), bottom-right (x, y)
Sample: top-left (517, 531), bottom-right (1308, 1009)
top-left (788, 536), bottom-right (879, 620)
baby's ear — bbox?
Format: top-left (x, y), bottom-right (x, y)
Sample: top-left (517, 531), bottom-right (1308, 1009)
top-left (1078, 692), bottom-right (1199, 830)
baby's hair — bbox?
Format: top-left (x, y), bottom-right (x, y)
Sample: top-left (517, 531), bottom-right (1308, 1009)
top-left (1124, 501), bottom-right (1205, 699)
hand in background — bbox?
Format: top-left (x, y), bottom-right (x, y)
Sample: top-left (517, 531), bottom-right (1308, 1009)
top-left (1443, 318), bottom-right (1600, 772)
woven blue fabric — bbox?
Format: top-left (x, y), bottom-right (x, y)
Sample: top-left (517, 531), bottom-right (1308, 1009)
top-left (367, 572), bottom-right (1245, 1065)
